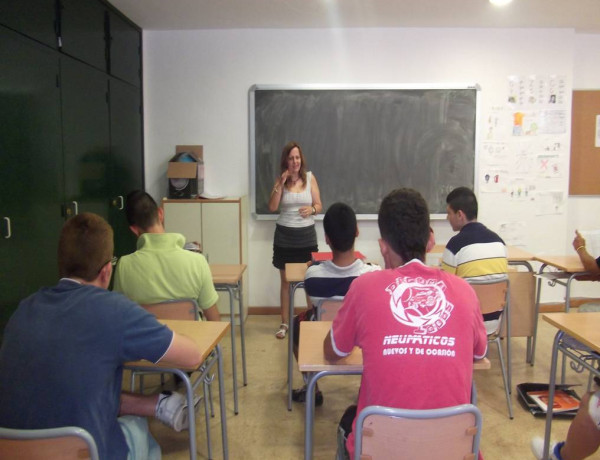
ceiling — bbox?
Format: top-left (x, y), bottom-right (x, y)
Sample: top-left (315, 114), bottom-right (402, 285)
top-left (107, 0), bottom-right (600, 33)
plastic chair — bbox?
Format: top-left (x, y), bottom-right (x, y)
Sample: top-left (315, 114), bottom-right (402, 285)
top-left (469, 277), bottom-right (513, 419)
top-left (0, 426), bottom-right (99, 460)
top-left (354, 404), bottom-right (482, 460)
top-left (315, 298), bottom-right (344, 321)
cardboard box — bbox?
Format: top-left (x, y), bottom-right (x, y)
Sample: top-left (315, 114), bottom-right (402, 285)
top-left (167, 145), bottom-right (204, 198)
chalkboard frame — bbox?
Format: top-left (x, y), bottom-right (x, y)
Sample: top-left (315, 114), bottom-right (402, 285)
top-left (249, 84), bottom-right (480, 220)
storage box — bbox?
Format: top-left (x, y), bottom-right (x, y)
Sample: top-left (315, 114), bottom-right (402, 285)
top-left (167, 146), bottom-right (204, 199)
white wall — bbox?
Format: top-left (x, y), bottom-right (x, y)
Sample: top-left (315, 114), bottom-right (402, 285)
top-left (143, 27), bottom-right (600, 307)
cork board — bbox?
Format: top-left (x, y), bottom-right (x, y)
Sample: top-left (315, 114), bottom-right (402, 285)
top-left (570, 90), bottom-right (600, 195)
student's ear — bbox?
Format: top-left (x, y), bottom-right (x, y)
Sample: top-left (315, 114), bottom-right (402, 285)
top-left (325, 234), bottom-right (330, 247)
top-left (98, 262), bottom-right (112, 289)
top-left (355, 226), bottom-right (359, 238)
top-left (157, 206), bottom-right (165, 225)
top-left (129, 225), bottom-right (142, 237)
top-left (378, 238), bottom-right (389, 259)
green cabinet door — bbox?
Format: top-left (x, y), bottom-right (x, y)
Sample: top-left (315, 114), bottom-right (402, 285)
top-left (0, 0), bottom-right (58, 48)
top-left (109, 78), bottom-right (143, 256)
top-left (108, 10), bottom-right (141, 88)
top-left (60, 57), bottom-right (110, 220)
top-left (0, 27), bottom-right (64, 332)
top-left (59, 0), bottom-right (107, 72)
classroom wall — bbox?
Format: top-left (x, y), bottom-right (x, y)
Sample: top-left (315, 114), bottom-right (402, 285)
top-left (143, 27), bottom-right (600, 307)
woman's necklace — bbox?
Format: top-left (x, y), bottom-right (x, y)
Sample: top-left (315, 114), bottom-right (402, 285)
top-left (289, 175), bottom-right (300, 185)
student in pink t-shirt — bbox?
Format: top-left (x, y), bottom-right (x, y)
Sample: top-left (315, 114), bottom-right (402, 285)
top-left (324, 188), bottom-right (487, 460)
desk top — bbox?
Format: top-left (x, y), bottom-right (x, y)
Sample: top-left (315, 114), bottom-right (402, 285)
top-left (431, 244), bottom-right (534, 262)
top-left (210, 264), bottom-right (247, 284)
top-left (542, 312), bottom-right (600, 353)
top-left (533, 255), bottom-right (586, 273)
top-left (297, 321), bottom-right (490, 372)
top-left (126, 319), bottom-right (230, 370)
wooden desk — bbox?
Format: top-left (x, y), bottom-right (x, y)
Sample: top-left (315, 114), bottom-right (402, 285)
top-left (530, 255), bottom-right (599, 366)
top-left (126, 320), bottom-right (230, 460)
top-left (285, 262), bottom-right (308, 411)
top-left (541, 313), bottom-right (600, 460)
top-left (210, 264), bottom-right (248, 415)
top-left (299, 321), bottom-right (490, 460)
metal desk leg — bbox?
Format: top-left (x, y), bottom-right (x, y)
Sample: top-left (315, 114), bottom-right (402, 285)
top-left (531, 263), bottom-right (548, 366)
top-left (216, 344), bottom-right (229, 460)
top-left (304, 371), bottom-right (322, 460)
top-left (225, 286), bottom-right (239, 415)
top-left (237, 281), bottom-right (248, 386)
top-left (177, 369), bottom-right (197, 460)
top-left (542, 330), bottom-right (563, 460)
top-left (506, 293), bottom-right (512, 393)
top-left (287, 281), bottom-right (303, 411)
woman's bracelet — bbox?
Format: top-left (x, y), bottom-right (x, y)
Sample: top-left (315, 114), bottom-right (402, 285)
top-left (271, 186), bottom-right (279, 195)
top-left (576, 245), bottom-right (586, 252)
top-left (312, 206), bottom-right (317, 215)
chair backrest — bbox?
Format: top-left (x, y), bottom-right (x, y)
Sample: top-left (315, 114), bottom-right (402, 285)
top-left (316, 298), bottom-right (344, 321)
top-left (141, 298), bottom-right (200, 321)
top-left (354, 404), bottom-right (482, 460)
top-left (468, 277), bottom-right (509, 335)
top-left (0, 426), bottom-right (99, 460)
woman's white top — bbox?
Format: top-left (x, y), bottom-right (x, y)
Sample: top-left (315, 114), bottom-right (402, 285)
top-left (276, 172), bottom-right (314, 228)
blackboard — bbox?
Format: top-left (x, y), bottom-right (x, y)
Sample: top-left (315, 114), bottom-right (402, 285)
top-left (250, 85), bottom-right (478, 218)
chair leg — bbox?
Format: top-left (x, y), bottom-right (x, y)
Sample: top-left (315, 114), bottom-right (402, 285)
top-left (495, 338), bottom-right (514, 419)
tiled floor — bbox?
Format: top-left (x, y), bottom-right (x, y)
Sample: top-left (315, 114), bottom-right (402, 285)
top-left (127, 314), bottom-right (596, 459)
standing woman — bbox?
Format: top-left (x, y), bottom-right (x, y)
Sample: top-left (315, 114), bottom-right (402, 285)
top-left (268, 141), bottom-right (322, 339)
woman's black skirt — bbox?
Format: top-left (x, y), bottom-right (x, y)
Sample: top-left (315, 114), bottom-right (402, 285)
top-left (272, 224), bottom-right (318, 270)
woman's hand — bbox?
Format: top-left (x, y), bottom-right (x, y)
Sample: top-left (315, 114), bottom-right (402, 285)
top-left (573, 230), bottom-right (586, 252)
top-left (298, 206), bottom-right (314, 218)
top-left (279, 170), bottom-right (290, 186)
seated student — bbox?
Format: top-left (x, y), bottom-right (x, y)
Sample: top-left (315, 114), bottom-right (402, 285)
top-left (113, 190), bottom-right (220, 321)
top-left (532, 391), bottom-right (600, 460)
top-left (291, 202), bottom-right (380, 406)
top-left (0, 213), bottom-right (204, 460)
top-left (441, 186), bottom-right (508, 334)
top-left (324, 188), bottom-right (487, 460)
top-left (573, 230), bottom-right (600, 275)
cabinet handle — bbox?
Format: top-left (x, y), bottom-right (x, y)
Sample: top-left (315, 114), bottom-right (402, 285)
top-left (117, 195), bottom-right (124, 210)
top-left (72, 201), bottom-right (79, 215)
top-left (3, 217), bottom-right (11, 239)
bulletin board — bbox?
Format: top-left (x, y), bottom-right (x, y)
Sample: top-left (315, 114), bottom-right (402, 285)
top-left (569, 90), bottom-right (600, 195)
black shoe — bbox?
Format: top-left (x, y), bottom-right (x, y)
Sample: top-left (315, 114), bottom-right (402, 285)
top-left (292, 387), bottom-right (324, 406)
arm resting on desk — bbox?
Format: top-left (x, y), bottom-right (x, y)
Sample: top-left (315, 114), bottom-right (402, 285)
top-left (573, 231), bottom-right (600, 275)
top-left (158, 332), bottom-right (203, 369)
top-left (323, 330), bottom-right (343, 362)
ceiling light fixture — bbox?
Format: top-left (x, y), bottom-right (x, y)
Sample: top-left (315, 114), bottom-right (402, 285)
top-left (489, 0), bottom-right (513, 6)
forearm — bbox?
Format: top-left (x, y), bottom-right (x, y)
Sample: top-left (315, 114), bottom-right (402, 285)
top-left (323, 330), bottom-right (342, 362)
top-left (268, 182), bottom-right (284, 212)
top-left (577, 248), bottom-right (600, 274)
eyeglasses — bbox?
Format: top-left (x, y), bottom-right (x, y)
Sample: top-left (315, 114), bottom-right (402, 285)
top-left (97, 256), bottom-right (118, 274)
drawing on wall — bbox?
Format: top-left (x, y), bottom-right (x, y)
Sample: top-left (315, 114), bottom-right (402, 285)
top-left (534, 190), bottom-right (565, 215)
top-left (509, 178), bottom-right (535, 201)
top-left (540, 109), bottom-right (567, 134)
top-left (498, 221), bottom-right (527, 246)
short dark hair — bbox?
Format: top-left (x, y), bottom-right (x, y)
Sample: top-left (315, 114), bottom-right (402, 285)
top-left (323, 202), bottom-right (357, 252)
top-left (378, 188), bottom-right (430, 263)
top-left (58, 213), bottom-right (113, 281)
top-left (125, 190), bottom-right (160, 230)
top-left (446, 186), bottom-right (478, 220)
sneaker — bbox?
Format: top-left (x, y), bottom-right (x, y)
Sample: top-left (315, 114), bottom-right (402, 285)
top-left (155, 391), bottom-right (202, 432)
top-left (292, 386), bottom-right (324, 407)
top-left (531, 437), bottom-right (564, 460)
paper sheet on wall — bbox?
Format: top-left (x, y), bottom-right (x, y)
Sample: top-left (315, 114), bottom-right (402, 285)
top-left (499, 221), bottom-right (527, 246)
top-left (534, 191), bottom-right (565, 215)
top-left (540, 110), bottom-right (567, 134)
